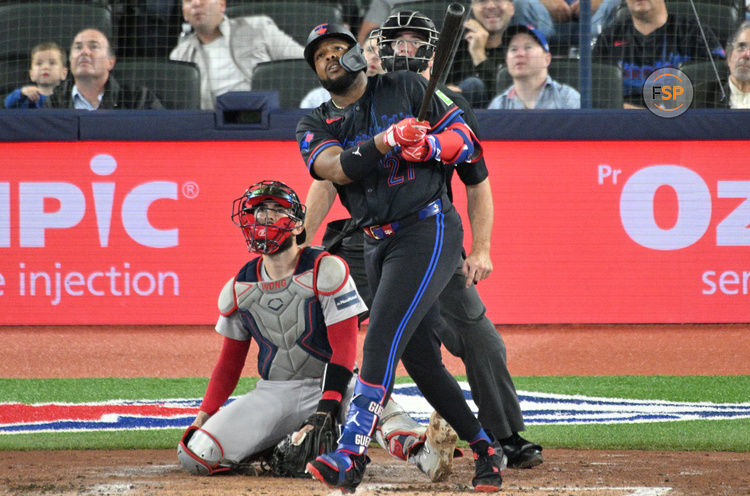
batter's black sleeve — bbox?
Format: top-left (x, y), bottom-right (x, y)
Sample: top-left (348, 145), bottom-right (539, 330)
top-left (296, 111), bottom-right (343, 180)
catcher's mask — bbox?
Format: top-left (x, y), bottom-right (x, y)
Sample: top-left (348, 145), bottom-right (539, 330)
top-left (304, 23), bottom-right (367, 73)
top-left (232, 180), bottom-right (306, 255)
top-left (376, 10), bottom-right (439, 73)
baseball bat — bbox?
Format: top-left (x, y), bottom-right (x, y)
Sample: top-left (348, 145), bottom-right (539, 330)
top-left (417, 2), bottom-right (467, 122)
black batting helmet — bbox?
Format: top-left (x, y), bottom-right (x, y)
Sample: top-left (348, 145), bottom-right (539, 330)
top-left (304, 23), bottom-right (367, 73)
top-left (376, 10), bottom-right (439, 73)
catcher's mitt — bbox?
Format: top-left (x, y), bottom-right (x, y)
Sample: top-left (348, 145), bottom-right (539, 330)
top-left (268, 412), bottom-right (338, 478)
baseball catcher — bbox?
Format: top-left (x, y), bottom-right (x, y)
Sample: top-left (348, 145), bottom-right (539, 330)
top-left (177, 180), bottom-right (367, 476)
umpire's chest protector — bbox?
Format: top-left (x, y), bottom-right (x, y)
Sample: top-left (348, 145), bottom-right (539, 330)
top-left (219, 249), bottom-right (333, 381)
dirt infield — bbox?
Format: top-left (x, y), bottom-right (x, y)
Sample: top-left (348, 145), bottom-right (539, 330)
top-left (1, 324), bottom-right (749, 495)
top-left (1, 447), bottom-right (748, 496)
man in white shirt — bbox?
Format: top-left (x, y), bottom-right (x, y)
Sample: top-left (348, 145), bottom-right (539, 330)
top-left (695, 21), bottom-right (750, 109)
top-left (170, 0), bottom-right (304, 109)
top-left (727, 22), bottom-right (750, 108)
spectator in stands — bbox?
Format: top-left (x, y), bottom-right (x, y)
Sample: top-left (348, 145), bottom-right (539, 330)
top-left (513, 0), bottom-right (620, 40)
top-left (4, 42), bottom-right (68, 109)
top-left (696, 22), bottom-right (750, 109)
top-left (171, 0), bottom-right (304, 110)
top-left (357, 0), bottom-right (412, 43)
top-left (447, 0), bottom-right (515, 108)
top-left (300, 32), bottom-right (384, 108)
top-left (45, 28), bottom-right (163, 110)
top-left (592, 0), bottom-right (725, 108)
top-left (488, 24), bottom-right (580, 108)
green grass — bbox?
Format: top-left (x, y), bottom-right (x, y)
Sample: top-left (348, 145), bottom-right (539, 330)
top-left (2, 376), bottom-right (749, 452)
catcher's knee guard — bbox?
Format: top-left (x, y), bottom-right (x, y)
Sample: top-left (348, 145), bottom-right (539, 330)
top-left (177, 426), bottom-right (231, 475)
top-left (376, 398), bottom-right (427, 461)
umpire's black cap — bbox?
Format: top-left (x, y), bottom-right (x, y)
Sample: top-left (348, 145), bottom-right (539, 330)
top-left (304, 23), bottom-right (365, 72)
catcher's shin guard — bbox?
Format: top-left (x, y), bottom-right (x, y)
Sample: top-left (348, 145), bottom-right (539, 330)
top-left (177, 426), bottom-right (231, 475)
top-left (336, 378), bottom-right (386, 455)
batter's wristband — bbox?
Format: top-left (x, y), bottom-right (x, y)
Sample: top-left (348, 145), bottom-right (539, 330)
top-left (339, 138), bottom-right (383, 181)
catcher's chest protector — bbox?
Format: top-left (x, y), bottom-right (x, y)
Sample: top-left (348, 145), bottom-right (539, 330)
top-left (232, 250), bottom-right (332, 380)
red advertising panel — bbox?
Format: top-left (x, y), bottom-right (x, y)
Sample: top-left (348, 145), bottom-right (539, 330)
top-left (1, 140), bottom-right (748, 324)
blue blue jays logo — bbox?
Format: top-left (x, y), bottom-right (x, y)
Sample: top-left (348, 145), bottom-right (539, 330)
top-left (300, 131), bottom-right (314, 151)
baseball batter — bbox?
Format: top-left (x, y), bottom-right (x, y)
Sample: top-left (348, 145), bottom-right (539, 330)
top-left (296, 23), bottom-right (504, 493)
top-left (375, 10), bottom-right (542, 469)
top-left (177, 180), bottom-right (366, 475)
top-left (303, 10), bottom-right (542, 473)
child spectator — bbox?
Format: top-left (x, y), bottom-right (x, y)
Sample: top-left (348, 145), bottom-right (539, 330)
top-left (4, 42), bottom-right (68, 109)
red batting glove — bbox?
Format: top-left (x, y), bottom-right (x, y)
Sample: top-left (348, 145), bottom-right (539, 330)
top-left (400, 135), bottom-right (438, 162)
top-left (382, 117), bottom-right (430, 148)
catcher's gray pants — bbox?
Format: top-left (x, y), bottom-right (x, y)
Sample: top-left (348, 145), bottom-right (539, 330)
top-left (200, 377), bottom-right (353, 464)
top-left (435, 265), bottom-right (526, 440)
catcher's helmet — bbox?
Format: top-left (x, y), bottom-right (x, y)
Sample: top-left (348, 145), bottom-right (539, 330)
top-left (376, 10), bottom-right (439, 73)
top-left (304, 23), bottom-right (367, 73)
top-left (232, 180), bottom-right (306, 255)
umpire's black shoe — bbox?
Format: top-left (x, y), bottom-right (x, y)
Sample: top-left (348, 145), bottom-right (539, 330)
top-left (471, 444), bottom-right (504, 492)
top-left (306, 451), bottom-right (370, 494)
top-left (500, 432), bottom-right (543, 469)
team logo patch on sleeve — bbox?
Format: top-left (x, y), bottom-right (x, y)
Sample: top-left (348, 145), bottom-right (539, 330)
top-left (334, 290), bottom-right (359, 310)
top-left (301, 131), bottom-right (314, 151)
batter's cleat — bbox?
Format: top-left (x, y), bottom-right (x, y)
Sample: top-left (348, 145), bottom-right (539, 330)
top-left (500, 433), bottom-right (543, 469)
top-left (409, 411), bottom-right (458, 482)
top-left (306, 451), bottom-right (370, 494)
top-left (471, 445), bottom-right (504, 492)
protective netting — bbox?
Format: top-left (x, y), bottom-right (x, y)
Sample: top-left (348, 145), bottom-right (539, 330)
top-left (0, 0), bottom-right (747, 110)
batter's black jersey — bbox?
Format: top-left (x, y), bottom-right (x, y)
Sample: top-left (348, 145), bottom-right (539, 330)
top-left (296, 70), bottom-right (473, 227)
top-left (593, 14), bottom-right (725, 105)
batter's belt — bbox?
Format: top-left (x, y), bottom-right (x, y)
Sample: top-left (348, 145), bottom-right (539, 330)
top-left (363, 198), bottom-right (443, 240)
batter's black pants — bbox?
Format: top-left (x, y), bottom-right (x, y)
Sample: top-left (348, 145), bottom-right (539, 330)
top-left (359, 205), bottom-right (482, 442)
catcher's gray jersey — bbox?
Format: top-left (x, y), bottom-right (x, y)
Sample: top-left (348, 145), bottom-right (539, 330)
top-left (216, 251), bottom-right (366, 380)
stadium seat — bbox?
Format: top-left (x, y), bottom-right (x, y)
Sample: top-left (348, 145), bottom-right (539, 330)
top-left (389, 0), bottom-right (471, 30)
top-left (668, 2), bottom-right (740, 47)
top-left (679, 60), bottom-right (730, 108)
top-left (0, 55), bottom-right (33, 101)
top-left (225, 1), bottom-right (344, 46)
top-left (250, 58), bottom-right (323, 109)
top-left (112, 59), bottom-right (201, 110)
top-left (0, 2), bottom-right (113, 58)
top-left (495, 60), bottom-right (624, 108)
top-left (679, 60), bottom-right (729, 85)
